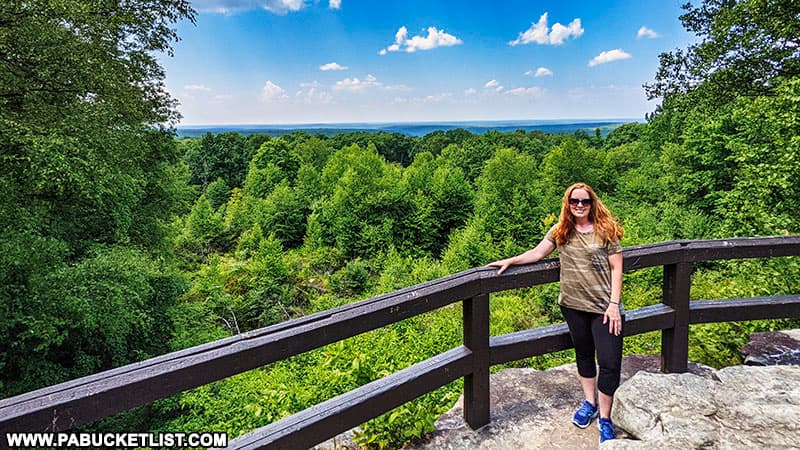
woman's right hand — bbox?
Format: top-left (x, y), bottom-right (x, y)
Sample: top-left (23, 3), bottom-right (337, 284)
top-left (486, 258), bottom-right (514, 275)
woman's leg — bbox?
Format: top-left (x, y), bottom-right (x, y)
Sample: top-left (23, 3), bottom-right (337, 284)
top-left (560, 306), bottom-right (598, 403)
top-left (591, 314), bottom-right (624, 418)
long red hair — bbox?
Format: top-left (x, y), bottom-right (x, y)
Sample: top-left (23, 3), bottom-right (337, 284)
top-left (551, 183), bottom-right (623, 246)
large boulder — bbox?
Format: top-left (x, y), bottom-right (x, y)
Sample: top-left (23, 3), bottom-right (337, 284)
top-left (608, 365), bottom-right (800, 449)
top-left (740, 329), bottom-right (800, 366)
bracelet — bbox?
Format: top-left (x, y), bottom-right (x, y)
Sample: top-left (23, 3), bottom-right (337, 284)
top-left (609, 301), bottom-right (619, 305)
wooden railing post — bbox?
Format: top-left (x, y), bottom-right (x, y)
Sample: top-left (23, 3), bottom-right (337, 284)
top-left (463, 293), bottom-right (490, 429)
top-left (661, 262), bottom-right (691, 373)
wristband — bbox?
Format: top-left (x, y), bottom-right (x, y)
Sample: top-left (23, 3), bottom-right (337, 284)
top-left (609, 301), bottom-right (619, 305)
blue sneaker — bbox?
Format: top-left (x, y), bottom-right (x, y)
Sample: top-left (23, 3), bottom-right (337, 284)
top-left (572, 399), bottom-right (598, 428)
top-left (598, 417), bottom-right (615, 443)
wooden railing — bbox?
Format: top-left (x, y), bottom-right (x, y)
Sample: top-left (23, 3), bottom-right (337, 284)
top-left (2, 237), bottom-right (800, 449)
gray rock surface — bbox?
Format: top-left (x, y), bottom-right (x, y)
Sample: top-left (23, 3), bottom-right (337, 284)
top-left (740, 330), bottom-right (800, 366)
top-left (608, 365), bottom-right (800, 449)
top-left (406, 355), bottom-right (711, 450)
top-left (316, 332), bottom-right (799, 450)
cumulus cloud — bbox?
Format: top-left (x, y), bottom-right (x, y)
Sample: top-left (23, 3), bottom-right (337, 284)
top-left (637, 26), bottom-right (660, 39)
top-left (184, 84), bottom-right (212, 91)
top-left (509, 13), bottom-right (583, 46)
top-left (261, 80), bottom-right (288, 100)
top-left (525, 67), bottom-right (553, 77)
top-left (320, 62), bottom-right (348, 71)
top-left (333, 74), bottom-right (383, 91)
top-left (295, 87), bottom-right (333, 104)
top-left (194, 0), bottom-right (306, 14)
top-left (588, 49), bottom-right (632, 67)
top-left (464, 88), bottom-right (477, 96)
top-left (379, 26), bottom-right (462, 54)
top-left (505, 86), bottom-right (544, 96)
top-left (484, 79), bottom-right (499, 88)
top-left (329, 0), bottom-right (341, 9)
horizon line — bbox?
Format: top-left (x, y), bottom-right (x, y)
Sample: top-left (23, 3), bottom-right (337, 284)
top-left (176, 117), bottom-right (644, 128)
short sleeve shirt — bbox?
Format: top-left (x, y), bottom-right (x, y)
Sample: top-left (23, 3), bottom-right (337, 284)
top-left (546, 225), bottom-right (622, 314)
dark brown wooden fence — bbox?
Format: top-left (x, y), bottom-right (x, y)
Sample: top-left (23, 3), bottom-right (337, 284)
top-left (2, 237), bottom-right (800, 449)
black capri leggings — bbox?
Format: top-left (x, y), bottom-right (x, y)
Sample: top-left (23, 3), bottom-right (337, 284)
top-left (560, 305), bottom-right (624, 396)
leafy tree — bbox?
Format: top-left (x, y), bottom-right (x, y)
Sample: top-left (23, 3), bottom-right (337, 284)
top-left (646, 0), bottom-right (800, 143)
top-left (252, 181), bottom-right (307, 248)
top-left (0, 0), bottom-right (194, 395)
top-left (536, 137), bottom-right (610, 211)
top-left (205, 177), bottom-right (231, 210)
top-left (185, 132), bottom-right (254, 190)
top-left (474, 148), bottom-right (542, 249)
top-left (309, 144), bottom-right (410, 258)
top-left (603, 122), bottom-right (647, 149)
top-left (439, 136), bottom-right (496, 182)
top-left (717, 78), bottom-right (800, 236)
top-left (401, 153), bottom-right (474, 256)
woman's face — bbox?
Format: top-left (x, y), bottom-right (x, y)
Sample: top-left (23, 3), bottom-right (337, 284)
top-left (568, 188), bottom-right (592, 220)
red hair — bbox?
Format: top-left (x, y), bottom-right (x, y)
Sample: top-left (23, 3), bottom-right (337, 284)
top-left (551, 183), bottom-right (623, 246)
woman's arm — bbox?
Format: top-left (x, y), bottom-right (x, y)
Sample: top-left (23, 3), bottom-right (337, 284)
top-left (487, 238), bottom-right (556, 275)
top-left (604, 251), bottom-right (623, 335)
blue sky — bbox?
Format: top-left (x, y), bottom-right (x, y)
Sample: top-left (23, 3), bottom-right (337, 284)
top-left (161, 0), bottom-right (696, 125)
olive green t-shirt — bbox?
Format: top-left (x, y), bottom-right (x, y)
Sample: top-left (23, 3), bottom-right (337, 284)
top-left (545, 226), bottom-right (622, 314)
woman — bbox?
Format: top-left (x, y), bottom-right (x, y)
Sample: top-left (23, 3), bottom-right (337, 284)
top-left (488, 183), bottom-right (624, 444)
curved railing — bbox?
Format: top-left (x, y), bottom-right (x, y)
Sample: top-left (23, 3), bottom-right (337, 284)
top-left (1, 237), bottom-right (799, 449)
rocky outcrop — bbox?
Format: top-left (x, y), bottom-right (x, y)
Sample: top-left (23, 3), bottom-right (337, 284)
top-left (740, 329), bottom-right (800, 366)
top-left (608, 365), bottom-right (800, 449)
top-left (406, 355), bottom-right (711, 450)
top-left (318, 330), bottom-right (800, 449)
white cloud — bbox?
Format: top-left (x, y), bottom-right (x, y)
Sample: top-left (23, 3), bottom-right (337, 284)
top-left (261, 80), bottom-right (288, 100)
top-left (329, 0), bottom-right (341, 9)
top-left (334, 74), bottom-right (383, 91)
top-left (320, 62), bottom-right (348, 71)
top-left (214, 94), bottom-right (233, 100)
top-left (193, 0), bottom-right (306, 14)
top-left (484, 79), bottom-right (499, 88)
top-left (509, 13), bottom-right (583, 46)
top-left (380, 26), bottom-right (463, 54)
top-left (184, 84), bottom-right (211, 91)
top-left (495, 86), bottom-right (504, 92)
top-left (588, 49), bottom-right (632, 67)
top-left (525, 67), bottom-right (553, 77)
top-left (464, 88), bottom-right (477, 96)
top-left (637, 26), bottom-right (660, 39)
top-left (296, 87), bottom-right (333, 104)
top-left (384, 84), bottom-right (412, 91)
top-left (505, 86), bottom-right (544, 96)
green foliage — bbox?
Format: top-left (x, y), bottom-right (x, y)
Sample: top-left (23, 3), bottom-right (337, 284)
top-left (401, 152), bottom-right (474, 257)
top-left (716, 78), bottom-right (800, 236)
top-left (185, 132), bottom-right (255, 190)
top-left (442, 221), bottom-right (496, 273)
top-left (329, 258), bottom-right (372, 296)
top-left (537, 137), bottom-right (611, 209)
top-left (0, 0), bottom-right (194, 396)
top-left (252, 181), bottom-right (307, 248)
top-left (205, 178), bottom-right (231, 210)
top-left (474, 148), bottom-right (542, 248)
top-left (310, 144), bottom-right (411, 258)
top-left (2, 247), bottom-right (182, 395)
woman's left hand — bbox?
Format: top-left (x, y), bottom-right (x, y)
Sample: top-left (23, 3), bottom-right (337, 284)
top-left (603, 302), bottom-right (622, 336)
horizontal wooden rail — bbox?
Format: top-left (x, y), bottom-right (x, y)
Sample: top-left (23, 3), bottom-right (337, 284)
top-left (0, 271), bottom-right (481, 433)
top-left (225, 347), bottom-right (473, 450)
top-left (1, 235), bottom-right (799, 450)
top-left (690, 295), bottom-right (800, 323)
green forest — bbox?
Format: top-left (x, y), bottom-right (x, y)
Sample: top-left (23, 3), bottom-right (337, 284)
top-left (1, 0), bottom-right (799, 448)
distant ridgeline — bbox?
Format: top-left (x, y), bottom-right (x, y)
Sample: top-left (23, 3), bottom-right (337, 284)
top-left (176, 119), bottom-right (637, 138)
